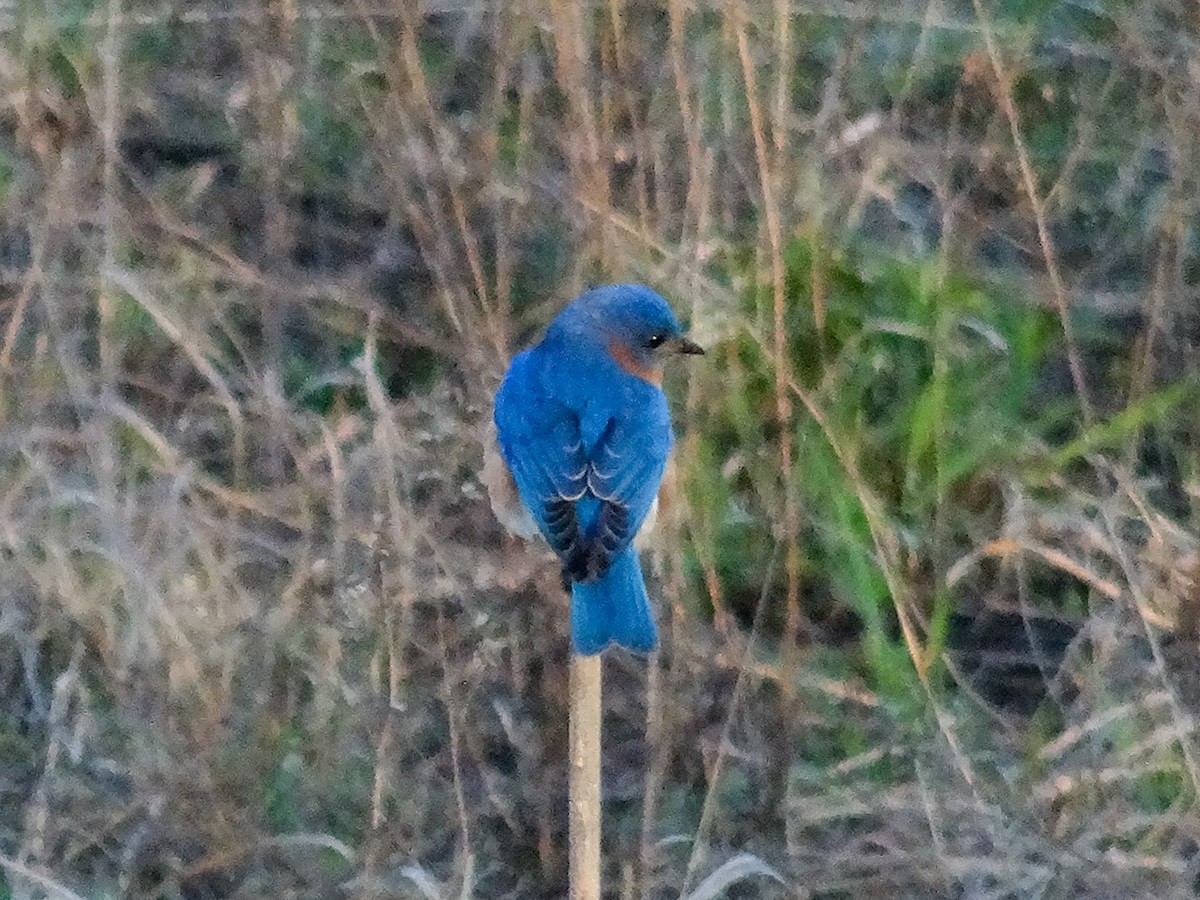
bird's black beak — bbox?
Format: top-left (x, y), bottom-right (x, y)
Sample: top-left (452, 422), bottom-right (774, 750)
top-left (671, 336), bottom-right (705, 356)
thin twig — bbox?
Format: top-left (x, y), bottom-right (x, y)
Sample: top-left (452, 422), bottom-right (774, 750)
top-left (437, 609), bottom-right (476, 896)
top-left (972, 0), bottom-right (1093, 422)
top-left (679, 540), bottom-right (781, 897)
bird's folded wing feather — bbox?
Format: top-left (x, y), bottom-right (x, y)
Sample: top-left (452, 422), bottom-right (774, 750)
top-left (582, 409), bottom-right (672, 578)
top-left (494, 356), bottom-right (590, 566)
top-left (495, 353), bottom-right (674, 582)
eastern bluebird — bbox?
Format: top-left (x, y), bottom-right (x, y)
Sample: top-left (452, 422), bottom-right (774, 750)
top-left (484, 284), bottom-right (703, 654)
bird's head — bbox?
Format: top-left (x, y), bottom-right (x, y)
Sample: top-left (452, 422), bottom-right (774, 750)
top-left (556, 284), bottom-right (704, 386)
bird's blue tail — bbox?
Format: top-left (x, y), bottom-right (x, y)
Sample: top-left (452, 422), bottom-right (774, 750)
top-left (570, 547), bottom-right (657, 655)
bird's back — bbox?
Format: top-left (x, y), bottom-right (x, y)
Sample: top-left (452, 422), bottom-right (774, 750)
top-left (489, 284), bottom-right (694, 653)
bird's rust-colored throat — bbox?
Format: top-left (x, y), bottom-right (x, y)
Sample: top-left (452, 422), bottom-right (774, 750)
top-left (607, 340), bottom-right (663, 386)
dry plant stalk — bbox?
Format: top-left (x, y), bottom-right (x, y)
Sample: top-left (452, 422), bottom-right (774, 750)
top-left (730, 2), bottom-right (803, 655)
top-left (569, 653), bottom-right (602, 900)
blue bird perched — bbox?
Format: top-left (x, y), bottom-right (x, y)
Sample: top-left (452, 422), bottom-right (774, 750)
top-left (484, 284), bottom-right (704, 654)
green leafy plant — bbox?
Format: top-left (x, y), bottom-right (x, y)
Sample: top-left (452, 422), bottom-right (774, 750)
top-left (688, 236), bottom-right (1066, 700)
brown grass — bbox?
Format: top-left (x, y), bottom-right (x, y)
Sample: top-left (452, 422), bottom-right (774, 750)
top-left (1, 2), bottom-right (1199, 898)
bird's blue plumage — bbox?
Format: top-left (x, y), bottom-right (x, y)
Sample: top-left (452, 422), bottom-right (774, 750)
top-left (491, 284), bottom-right (699, 654)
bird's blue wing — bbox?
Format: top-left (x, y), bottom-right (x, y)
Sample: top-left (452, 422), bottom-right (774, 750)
top-left (494, 352), bottom-right (589, 570)
top-left (579, 394), bottom-right (673, 580)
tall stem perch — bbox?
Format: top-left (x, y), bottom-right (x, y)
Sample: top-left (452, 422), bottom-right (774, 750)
top-left (569, 652), bottom-right (602, 900)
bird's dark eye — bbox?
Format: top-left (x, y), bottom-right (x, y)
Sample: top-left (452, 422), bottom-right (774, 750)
top-left (646, 334), bottom-right (666, 349)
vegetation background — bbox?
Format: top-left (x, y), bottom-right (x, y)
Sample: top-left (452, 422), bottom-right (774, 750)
top-left (2, 0), bottom-right (1200, 897)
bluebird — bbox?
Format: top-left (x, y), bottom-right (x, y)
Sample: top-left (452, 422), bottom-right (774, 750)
top-left (484, 284), bottom-right (704, 654)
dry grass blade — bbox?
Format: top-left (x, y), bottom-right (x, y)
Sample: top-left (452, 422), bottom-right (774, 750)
top-left (731, 2), bottom-right (803, 652)
top-left (946, 538), bottom-right (1123, 601)
top-left (682, 852), bottom-right (787, 900)
top-left (970, 0), bottom-right (1092, 422)
top-left (679, 540), bottom-right (781, 896)
top-left (0, 856), bottom-right (88, 900)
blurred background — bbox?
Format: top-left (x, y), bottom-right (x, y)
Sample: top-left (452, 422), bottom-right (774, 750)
top-left (2, 1), bottom-right (1200, 897)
